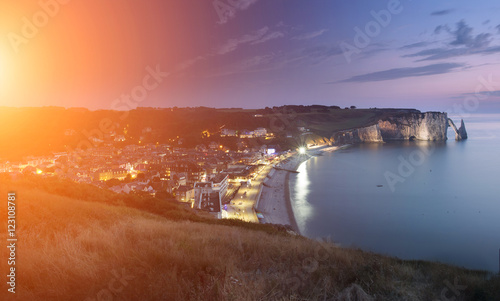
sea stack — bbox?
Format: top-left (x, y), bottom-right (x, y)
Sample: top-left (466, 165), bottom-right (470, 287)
top-left (458, 119), bottom-right (468, 140)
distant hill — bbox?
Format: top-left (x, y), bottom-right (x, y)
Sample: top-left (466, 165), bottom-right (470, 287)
top-left (0, 174), bottom-right (498, 300)
top-left (0, 106), bottom-right (419, 160)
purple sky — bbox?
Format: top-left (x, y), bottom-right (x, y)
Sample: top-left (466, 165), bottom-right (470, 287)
top-left (1, 0), bottom-right (500, 112)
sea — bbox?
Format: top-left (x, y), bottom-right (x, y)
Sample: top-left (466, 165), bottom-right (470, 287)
top-left (289, 114), bottom-right (500, 272)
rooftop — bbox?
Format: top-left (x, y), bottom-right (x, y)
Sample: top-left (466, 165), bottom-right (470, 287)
top-left (194, 182), bottom-right (212, 188)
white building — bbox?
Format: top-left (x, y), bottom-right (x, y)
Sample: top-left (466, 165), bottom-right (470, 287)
top-left (221, 128), bottom-right (237, 137)
top-left (253, 127), bottom-right (267, 137)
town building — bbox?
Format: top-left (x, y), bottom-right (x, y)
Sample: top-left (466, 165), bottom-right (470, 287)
top-left (193, 181), bottom-right (222, 218)
top-left (94, 168), bottom-right (128, 181)
top-left (221, 128), bottom-right (237, 137)
top-left (253, 127), bottom-right (267, 137)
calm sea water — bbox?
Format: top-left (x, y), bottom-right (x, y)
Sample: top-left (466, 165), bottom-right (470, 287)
top-left (290, 114), bottom-right (500, 272)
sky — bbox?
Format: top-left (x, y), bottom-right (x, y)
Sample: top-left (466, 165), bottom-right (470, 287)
top-left (1, 0), bottom-right (500, 113)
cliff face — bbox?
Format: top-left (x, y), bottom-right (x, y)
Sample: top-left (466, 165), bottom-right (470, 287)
top-left (357, 124), bottom-right (383, 142)
top-left (378, 112), bottom-right (448, 141)
top-left (331, 124), bottom-right (383, 144)
top-left (329, 111), bottom-right (462, 144)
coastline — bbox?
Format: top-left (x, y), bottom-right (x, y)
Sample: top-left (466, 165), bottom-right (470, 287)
top-left (283, 160), bottom-right (300, 233)
top-left (258, 145), bottom-right (342, 234)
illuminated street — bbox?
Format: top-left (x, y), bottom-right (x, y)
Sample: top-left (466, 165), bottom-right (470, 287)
top-left (225, 161), bottom-right (275, 223)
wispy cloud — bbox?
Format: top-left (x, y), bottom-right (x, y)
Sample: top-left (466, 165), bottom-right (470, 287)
top-left (299, 45), bottom-right (343, 64)
top-left (176, 56), bottom-right (205, 71)
top-left (214, 0), bottom-right (259, 25)
top-left (178, 24), bottom-right (285, 76)
top-left (400, 41), bottom-right (431, 49)
top-left (302, 45), bottom-right (343, 59)
top-left (404, 46), bottom-right (500, 61)
top-left (497, 24), bottom-right (500, 34)
top-left (452, 90), bottom-right (500, 103)
top-left (431, 9), bottom-right (455, 16)
top-left (404, 20), bottom-right (499, 61)
top-left (233, 0), bottom-right (259, 10)
top-left (434, 24), bottom-right (451, 35)
top-left (292, 29), bottom-right (328, 40)
top-left (333, 63), bottom-right (465, 83)
top-left (251, 31), bottom-right (285, 45)
top-left (216, 27), bottom-right (269, 54)
top-left (206, 54), bottom-right (278, 78)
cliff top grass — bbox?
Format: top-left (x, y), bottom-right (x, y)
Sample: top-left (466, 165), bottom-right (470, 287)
top-left (1, 174), bottom-right (498, 301)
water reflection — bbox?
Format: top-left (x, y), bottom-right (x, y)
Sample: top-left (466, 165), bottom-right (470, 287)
top-left (291, 160), bottom-right (314, 233)
top-left (289, 116), bottom-right (500, 272)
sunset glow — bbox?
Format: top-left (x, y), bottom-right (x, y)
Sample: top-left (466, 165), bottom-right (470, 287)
top-left (0, 1), bottom-right (498, 112)
top-left (1, 2), bottom-right (500, 300)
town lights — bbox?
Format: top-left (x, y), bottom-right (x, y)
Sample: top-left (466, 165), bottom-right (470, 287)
top-left (298, 147), bottom-right (306, 154)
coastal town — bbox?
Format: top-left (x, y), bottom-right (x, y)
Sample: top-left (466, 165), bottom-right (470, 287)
top-left (3, 0), bottom-right (500, 298)
top-left (0, 124), bottom-right (329, 227)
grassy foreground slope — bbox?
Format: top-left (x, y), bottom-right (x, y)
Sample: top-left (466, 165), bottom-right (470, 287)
top-left (0, 176), bottom-right (499, 301)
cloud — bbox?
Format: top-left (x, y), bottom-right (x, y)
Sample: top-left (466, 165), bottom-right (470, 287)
top-left (462, 90), bottom-right (500, 98)
top-left (232, 0), bottom-right (259, 10)
top-left (402, 47), bottom-right (469, 60)
top-left (251, 31), bottom-right (285, 44)
top-left (216, 27), bottom-right (269, 54)
top-left (179, 25), bottom-right (279, 72)
top-left (434, 24), bottom-right (451, 35)
top-left (302, 45), bottom-right (342, 58)
top-left (239, 54), bottom-right (274, 68)
top-left (206, 54), bottom-right (276, 78)
top-left (400, 42), bottom-right (431, 49)
top-left (176, 56), bottom-right (206, 71)
top-left (449, 20), bottom-right (472, 45)
top-left (334, 63), bottom-right (465, 83)
top-left (480, 46), bottom-right (500, 54)
top-left (214, 0), bottom-right (259, 25)
top-left (404, 20), bottom-right (498, 61)
top-left (404, 45), bottom-right (500, 61)
top-left (215, 27), bottom-right (284, 54)
top-left (431, 9), bottom-right (454, 16)
top-left (497, 24), bottom-right (500, 34)
top-left (300, 45), bottom-right (343, 64)
top-left (454, 90), bottom-right (500, 103)
top-left (450, 20), bottom-right (491, 48)
top-left (471, 33), bottom-right (493, 48)
top-left (292, 29), bottom-right (328, 40)
top-left (446, 20), bottom-right (491, 48)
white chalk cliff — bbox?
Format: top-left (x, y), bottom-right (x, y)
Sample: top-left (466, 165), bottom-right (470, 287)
top-left (330, 111), bottom-right (467, 143)
top-left (378, 112), bottom-right (449, 141)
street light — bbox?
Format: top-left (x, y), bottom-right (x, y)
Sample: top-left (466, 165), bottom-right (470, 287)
top-left (298, 147), bottom-right (306, 154)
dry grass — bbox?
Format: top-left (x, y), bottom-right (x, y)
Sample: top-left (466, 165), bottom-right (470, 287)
top-left (0, 177), bottom-right (498, 300)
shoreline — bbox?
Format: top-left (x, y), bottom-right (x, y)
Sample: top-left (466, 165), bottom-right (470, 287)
top-left (258, 145), bottom-right (343, 234)
top-left (284, 163), bottom-right (300, 233)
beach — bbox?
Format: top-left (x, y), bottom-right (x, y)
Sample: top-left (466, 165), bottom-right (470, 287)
top-left (257, 145), bottom-right (339, 233)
